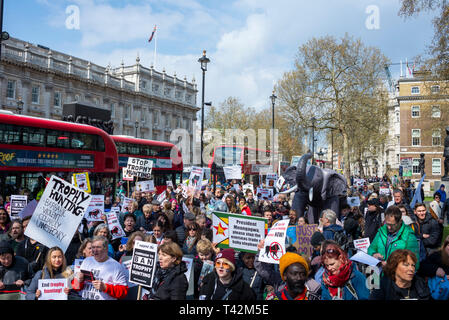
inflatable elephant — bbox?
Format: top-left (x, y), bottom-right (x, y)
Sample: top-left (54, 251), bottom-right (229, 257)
top-left (277, 153), bottom-right (348, 224)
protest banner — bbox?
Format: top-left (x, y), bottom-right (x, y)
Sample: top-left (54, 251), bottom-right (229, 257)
top-left (38, 279), bottom-right (68, 300)
top-left (256, 187), bottom-right (273, 201)
top-left (166, 180), bottom-right (173, 188)
top-left (182, 256), bottom-right (194, 296)
top-left (129, 240), bottom-right (158, 288)
top-left (379, 187), bottom-right (390, 196)
top-left (106, 209), bottom-right (126, 240)
top-left (266, 173), bottom-right (278, 188)
top-left (293, 224), bottom-right (319, 260)
top-left (24, 176), bottom-right (91, 253)
top-left (400, 157), bottom-right (413, 177)
top-left (188, 166), bottom-right (204, 190)
top-left (198, 260), bottom-right (214, 287)
top-left (347, 197), bottom-right (360, 207)
top-left (212, 211), bottom-right (267, 254)
top-left (136, 180), bottom-right (155, 193)
top-left (84, 195), bottom-right (105, 222)
top-left (258, 219), bottom-right (289, 264)
top-left (10, 195), bottom-right (27, 218)
top-left (203, 167), bottom-right (211, 182)
top-left (242, 183), bottom-right (254, 195)
top-left (126, 157), bottom-right (153, 179)
top-left (223, 165), bottom-right (242, 180)
top-left (73, 172), bottom-right (91, 193)
top-left (353, 237), bottom-right (371, 253)
top-left (121, 197), bottom-right (134, 213)
top-left (275, 176), bottom-right (285, 192)
top-left (122, 168), bottom-right (134, 181)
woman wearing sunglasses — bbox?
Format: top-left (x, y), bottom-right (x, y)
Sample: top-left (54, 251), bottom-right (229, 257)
top-left (199, 248), bottom-right (256, 300)
top-left (321, 240), bottom-right (370, 300)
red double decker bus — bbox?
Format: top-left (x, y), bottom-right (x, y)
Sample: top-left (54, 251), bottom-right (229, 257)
top-left (208, 145), bottom-right (277, 185)
top-left (111, 135), bottom-right (183, 194)
top-left (0, 111), bottom-right (118, 196)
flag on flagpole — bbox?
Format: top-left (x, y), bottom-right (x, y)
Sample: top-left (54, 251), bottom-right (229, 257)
top-left (148, 25), bottom-right (157, 43)
top-left (406, 60), bottom-right (412, 77)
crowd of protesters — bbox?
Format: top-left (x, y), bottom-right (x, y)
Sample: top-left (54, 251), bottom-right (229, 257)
top-left (0, 173), bottom-right (448, 301)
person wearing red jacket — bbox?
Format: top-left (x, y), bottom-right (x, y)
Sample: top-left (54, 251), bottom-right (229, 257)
top-left (72, 236), bottom-right (128, 300)
top-left (238, 197), bottom-right (252, 216)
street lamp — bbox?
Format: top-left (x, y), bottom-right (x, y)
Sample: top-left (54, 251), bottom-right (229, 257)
top-left (134, 119), bottom-right (139, 138)
top-left (16, 96), bottom-right (23, 114)
top-left (198, 50), bottom-right (210, 168)
top-left (270, 90), bottom-right (277, 171)
top-left (317, 149), bottom-right (324, 168)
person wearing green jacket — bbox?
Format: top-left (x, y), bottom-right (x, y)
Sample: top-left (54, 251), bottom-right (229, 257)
top-left (368, 205), bottom-right (420, 270)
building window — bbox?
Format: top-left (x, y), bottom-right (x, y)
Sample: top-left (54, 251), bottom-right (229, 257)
top-left (431, 85), bottom-right (440, 94)
top-left (395, 112), bottom-right (400, 122)
top-left (124, 105), bottom-right (130, 119)
top-left (432, 158), bottom-right (441, 175)
top-left (411, 105), bottom-right (420, 118)
top-left (412, 129), bottom-right (421, 146)
top-left (165, 115), bottom-right (170, 127)
top-left (141, 80), bottom-right (147, 89)
top-left (54, 91), bottom-right (61, 107)
top-left (74, 94), bottom-right (80, 102)
top-left (411, 86), bottom-right (420, 95)
top-left (431, 105), bottom-right (441, 118)
top-left (432, 129), bottom-right (441, 146)
top-left (413, 158), bottom-right (420, 174)
top-left (164, 87), bottom-right (171, 96)
top-left (142, 111), bottom-right (146, 123)
top-left (6, 80), bottom-right (16, 99)
top-left (31, 86), bottom-right (40, 104)
top-left (152, 83), bottom-right (159, 93)
top-left (154, 111), bottom-right (159, 124)
top-left (176, 117), bottom-right (181, 128)
top-left (186, 94), bottom-right (192, 103)
top-left (111, 103), bottom-right (115, 118)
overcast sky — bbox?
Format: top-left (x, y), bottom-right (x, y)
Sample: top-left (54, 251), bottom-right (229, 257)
top-left (4, 0), bottom-right (436, 112)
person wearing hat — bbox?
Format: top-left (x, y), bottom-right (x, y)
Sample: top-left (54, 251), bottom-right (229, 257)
top-left (199, 248), bottom-right (256, 300)
top-left (269, 252), bottom-right (320, 300)
top-left (175, 211), bottom-right (195, 247)
top-left (364, 198), bottom-right (383, 242)
top-left (0, 240), bottom-right (32, 296)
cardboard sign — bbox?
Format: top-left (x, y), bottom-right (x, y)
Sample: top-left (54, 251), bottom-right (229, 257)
top-left (188, 166), bottom-right (204, 190)
top-left (121, 197), bottom-right (134, 213)
top-left (258, 219), bottom-right (289, 264)
top-left (242, 183), bottom-right (254, 195)
top-left (223, 165), bottom-right (242, 180)
top-left (38, 279), bottom-right (68, 300)
top-left (212, 211), bottom-right (267, 254)
top-left (347, 197), bottom-right (360, 207)
top-left (24, 176), bottom-right (91, 253)
top-left (136, 180), bottom-right (155, 192)
top-left (73, 172), bottom-right (91, 193)
top-left (85, 195), bottom-right (105, 222)
top-left (126, 157), bottom-right (153, 179)
top-left (353, 237), bottom-right (370, 253)
top-left (10, 195), bottom-right (27, 218)
top-left (256, 187), bottom-right (273, 201)
top-left (106, 209), bottom-right (126, 240)
top-left (122, 168), bottom-right (134, 181)
top-left (379, 187), bottom-right (390, 196)
top-left (129, 240), bottom-right (158, 287)
top-left (293, 224), bottom-right (319, 261)
top-left (266, 173), bottom-right (278, 188)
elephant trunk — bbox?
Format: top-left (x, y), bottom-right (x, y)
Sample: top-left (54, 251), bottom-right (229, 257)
top-left (296, 153), bottom-right (312, 191)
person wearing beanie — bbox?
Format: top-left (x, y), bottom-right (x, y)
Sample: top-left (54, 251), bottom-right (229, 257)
top-left (0, 240), bottom-right (32, 297)
top-left (199, 248), bottom-right (256, 300)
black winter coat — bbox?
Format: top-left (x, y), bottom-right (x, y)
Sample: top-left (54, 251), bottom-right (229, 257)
top-left (418, 250), bottom-right (449, 278)
top-left (369, 275), bottom-right (431, 300)
top-left (199, 269), bottom-right (256, 300)
top-left (150, 262), bottom-right (188, 300)
top-left (415, 213), bottom-right (442, 253)
top-left (364, 208), bottom-right (382, 242)
top-left (0, 255), bottom-right (32, 286)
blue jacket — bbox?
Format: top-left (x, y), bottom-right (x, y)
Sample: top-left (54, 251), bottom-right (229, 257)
top-left (321, 264), bottom-right (369, 300)
top-left (323, 224), bottom-right (344, 241)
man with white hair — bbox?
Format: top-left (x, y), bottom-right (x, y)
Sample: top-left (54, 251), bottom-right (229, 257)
top-left (320, 209), bottom-right (344, 241)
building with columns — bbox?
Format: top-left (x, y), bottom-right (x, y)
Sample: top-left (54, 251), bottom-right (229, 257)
top-left (0, 37), bottom-right (199, 164)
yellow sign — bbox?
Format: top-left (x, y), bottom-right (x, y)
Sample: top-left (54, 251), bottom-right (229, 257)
top-left (73, 172), bottom-right (91, 193)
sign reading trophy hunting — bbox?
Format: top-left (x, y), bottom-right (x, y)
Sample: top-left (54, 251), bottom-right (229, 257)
top-left (212, 211), bottom-right (266, 253)
top-left (24, 176), bottom-right (92, 253)
top-left (129, 240), bottom-right (158, 287)
top-left (126, 157), bottom-right (153, 179)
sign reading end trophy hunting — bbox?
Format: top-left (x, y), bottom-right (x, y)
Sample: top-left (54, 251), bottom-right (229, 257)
top-left (126, 157), bottom-right (153, 179)
top-left (212, 211), bottom-right (267, 254)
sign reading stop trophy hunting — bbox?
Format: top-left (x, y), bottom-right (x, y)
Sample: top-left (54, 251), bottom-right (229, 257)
top-left (10, 195), bottom-right (27, 218)
top-left (293, 224), bottom-right (319, 260)
top-left (24, 176), bottom-right (92, 253)
top-left (212, 211), bottom-right (267, 254)
top-left (126, 157), bottom-right (153, 179)
top-left (258, 219), bottom-right (289, 264)
top-left (129, 240), bottom-right (158, 287)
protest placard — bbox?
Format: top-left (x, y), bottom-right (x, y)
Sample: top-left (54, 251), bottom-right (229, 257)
top-left (18, 199), bottom-right (37, 219)
top-left (212, 211), bottom-right (267, 254)
top-left (106, 209), bottom-right (126, 240)
top-left (166, 181), bottom-right (173, 188)
top-left (182, 256), bottom-right (194, 296)
top-left (24, 176), bottom-right (91, 253)
top-left (84, 195), bottom-right (104, 222)
top-left (38, 279), bottom-right (68, 300)
top-left (10, 195), bottom-right (27, 218)
top-left (121, 197), bottom-right (134, 213)
top-left (275, 176), bottom-right (285, 192)
top-left (122, 168), bottom-right (134, 181)
top-left (353, 237), bottom-right (371, 253)
top-left (188, 166), bottom-right (204, 190)
top-left (256, 187), bottom-right (273, 201)
top-left (223, 165), bottom-right (242, 180)
top-left (198, 260), bottom-right (214, 287)
top-left (129, 240), bottom-right (158, 287)
top-left (293, 224), bottom-right (319, 260)
top-left (266, 173), bottom-right (278, 188)
top-left (379, 187), bottom-right (390, 196)
top-left (126, 157), bottom-right (153, 179)
top-left (136, 180), bottom-right (155, 192)
top-left (258, 219), bottom-right (289, 264)
top-left (73, 172), bottom-right (91, 193)
top-left (242, 183), bottom-right (254, 195)
top-left (347, 197), bottom-right (360, 207)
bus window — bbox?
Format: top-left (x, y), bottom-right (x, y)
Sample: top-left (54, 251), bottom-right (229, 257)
top-left (0, 124), bottom-right (21, 144)
top-left (23, 127), bottom-right (45, 146)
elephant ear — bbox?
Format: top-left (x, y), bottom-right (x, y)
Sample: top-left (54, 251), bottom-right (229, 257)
top-left (327, 173), bottom-right (348, 198)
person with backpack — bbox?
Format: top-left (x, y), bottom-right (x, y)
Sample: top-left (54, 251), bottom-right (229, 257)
top-left (364, 198), bottom-right (383, 242)
top-left (319, 210), bottom-right (349, 250)
top-left (320, 240), bottom-right (369, 300)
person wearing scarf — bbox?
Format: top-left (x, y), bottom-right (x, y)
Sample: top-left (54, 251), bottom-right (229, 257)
top-left (321, 240), bottom-right (370, 300)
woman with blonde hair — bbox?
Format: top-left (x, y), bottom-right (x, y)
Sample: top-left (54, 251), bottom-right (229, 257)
top-left (26, 246), bottom-right (74, 300)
